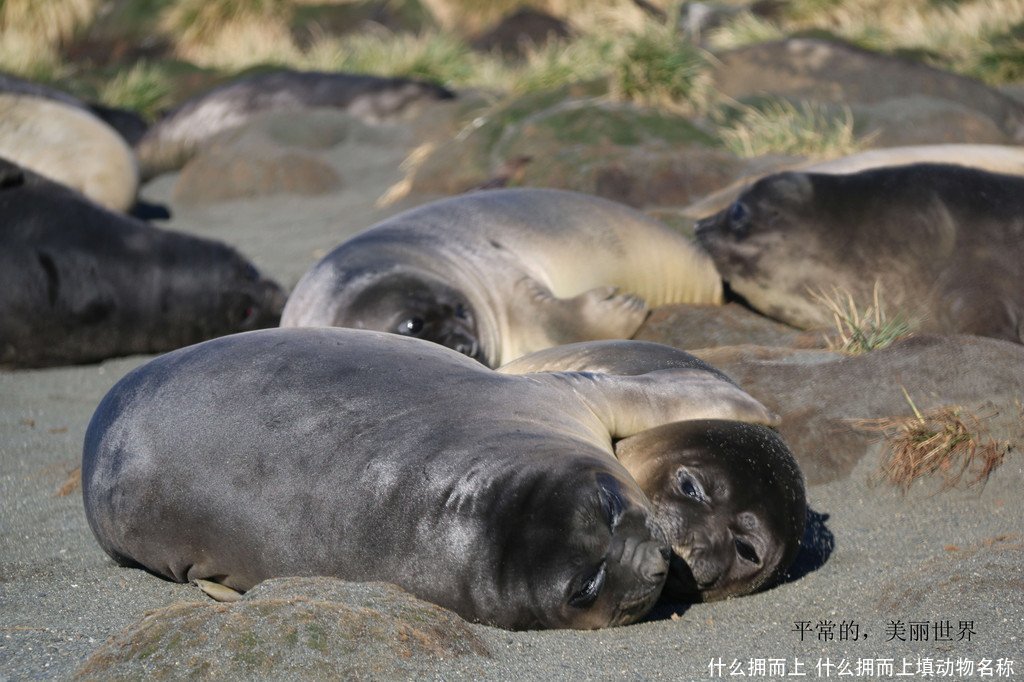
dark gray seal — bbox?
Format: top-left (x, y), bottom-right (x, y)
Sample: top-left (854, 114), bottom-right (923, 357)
top-left (695, 163), bottom-right (1024, 343)
top-left (81, 328), bottom-right (779, 628)
top-left (500, 340), bottom-right (806, 602)
top-left (281, 188), bottom-right (724, 367)
top-left (0, 158), bottom-right (285, 368)
top-left (135, 69), bottom-right (455, 178)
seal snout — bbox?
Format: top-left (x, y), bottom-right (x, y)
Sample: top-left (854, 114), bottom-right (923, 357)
top-left (608, 534), bottom-right (670, 585)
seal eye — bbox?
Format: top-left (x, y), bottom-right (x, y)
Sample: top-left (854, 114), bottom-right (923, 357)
top-left (569, 562), bottom-right (606, 609)
top-left (398, 317), bottom-right (425, 336)
top-left (241, 305), bottom-right (258, 326)
top-left (735, 538), bottom-right (761, 566)
top-left (676, 470), bottom-right (707, 503)
top-left (598, 485), bottom-right (624, 529)
top-left (727, 201), bottom-right (750, 238)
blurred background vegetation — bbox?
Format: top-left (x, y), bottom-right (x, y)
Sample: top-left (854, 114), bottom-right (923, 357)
top-left (2, 0), bottom-right (1021, 153)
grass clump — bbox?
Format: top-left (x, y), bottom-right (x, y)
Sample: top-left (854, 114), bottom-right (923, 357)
top-left (809, 283), bottom-right (912, 354)
top-left (97, 62), bottom-right (173, 120)
top-left (161, 0), bottom-right (292, 47)
top-left (856, 388), bottom-right (1012, 492)
top-left (719, 99), bottom-right (864, 159)
top-left (611, 20), bottom-right (714, 112)
top-left (0, 0), bottom-right (98, 45)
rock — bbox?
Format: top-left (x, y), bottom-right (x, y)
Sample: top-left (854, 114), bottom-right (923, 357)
top-left (411, 94), bottom-right (727, 209)
top-left (712, 38), bottom-right (1024, 141)
top-left (635, 302), bottom-right (822, 349)
top-left (173, 113), bottom-right (345, 204)
top-left (853, 95), bottom-right (1011, 146)
top-left (74, 578), bottom-right (491, 680)
top-left (471, 8), bottom-right (572, 58)
top-left (690, 335), bottom-right (1024, 486)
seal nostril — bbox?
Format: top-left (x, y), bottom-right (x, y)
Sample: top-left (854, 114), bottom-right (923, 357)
top-left (659, 546), bottom-right (671, 562)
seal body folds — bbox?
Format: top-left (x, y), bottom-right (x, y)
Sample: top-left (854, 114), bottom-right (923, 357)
top-left (82, 328), bottom-right (683, 630)
top-left (281, 188), bottom-right (724, 367)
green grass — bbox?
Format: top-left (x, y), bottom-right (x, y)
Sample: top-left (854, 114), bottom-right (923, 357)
top-left (810, 283), bottom-right (912, 354)
top-left (718, 99), bottom-right (864, 159)
top-left (611, 21), bottom-right (714, 112)
top-left (96, 61), bottom-right (173, 119)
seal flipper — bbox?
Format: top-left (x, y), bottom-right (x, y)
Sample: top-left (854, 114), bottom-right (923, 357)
top-left (509, 277), bottom-right (649, 355)
top-left (540, 368), bottom-right (779, 444)
top-left (195, 578), bottom-right (243, 603)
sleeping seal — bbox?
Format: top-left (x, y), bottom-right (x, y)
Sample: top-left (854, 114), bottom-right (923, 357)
top-left (135, 69), bottom-right (455, 178)
top-left (281, 188), bottom-right (724, 367)
top-left (0, 93), bottom-right (139, 212)
top-left (81, 328), bottom-right (776, 629)
top-left (695, 163), bottom-right (1024, 342)
top-left (0, 158), bottom-right (285, 368)
top-left (500, 340), bottom-right (806, 602)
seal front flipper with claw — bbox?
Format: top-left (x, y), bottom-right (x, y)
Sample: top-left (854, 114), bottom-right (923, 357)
top-left (504, 278), bottom-right (649, 362)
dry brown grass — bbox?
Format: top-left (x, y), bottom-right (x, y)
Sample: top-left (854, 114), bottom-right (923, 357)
top-left (855, 389), bottom-right (1012, 492)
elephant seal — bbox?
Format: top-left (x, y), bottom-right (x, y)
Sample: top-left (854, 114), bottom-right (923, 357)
top-left (695, 163), bottom-right (1024, 342)
top-left (684, 143), bottom-right (1024, 219)
top-left (82, 328), bottom-right (777, 629)
top-left (135, 69), bottom-right (455, 178)
top-left (0, 158), bottom-right (285, 368)
top-left (500, 340), bottom-right (806, 602)
top-left (281, 188), bottom-right (724, 367)
top-left (0, 71), bottom-right (149, 145)
top-left (0, 93), bottom-right (139, 212)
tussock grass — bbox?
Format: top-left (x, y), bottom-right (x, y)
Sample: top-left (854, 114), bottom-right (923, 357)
top-left (0, 0), bottom-right (98, 45)
top-left (809, 282), bottom-right (912, 354)
top-left (0, 30), bottom-right (69, 81)
top-left (855, 389), bottom-right (1012, 491)
top-left (611, 19), bottom-right (715, 112)
top-left (705, 12), bottom-right (785, 51)
top-left (719, 99), bottom-right (865, 159)
top-left (711, 0), bottom-right (1024, 84)
top-left (161, 0), bottom-right (293, 48)
top-left (97, 62), bottom-right (173, 120)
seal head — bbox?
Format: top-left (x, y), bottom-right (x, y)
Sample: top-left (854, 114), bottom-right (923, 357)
top-left (616, 420), bottom-right (807, 602)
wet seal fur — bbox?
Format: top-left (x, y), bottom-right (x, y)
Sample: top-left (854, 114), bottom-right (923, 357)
top-left (0, 93), bottom-right (139, 212)
top-left (81, 328), bottom-right (778, 629)
top-left (281, 188), bottom-right (724, 367)
top-left (500, 340), bottom-right (806, 601)
top-left (0, 158), bottom-right (285, 368)
top-left (136, 69), bottom-right (455, 179)
top-left (696, 163), bottom-right (1024, 343)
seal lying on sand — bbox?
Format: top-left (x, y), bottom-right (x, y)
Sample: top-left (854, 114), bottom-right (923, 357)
top-left (695, 163), bottom-right (1024, 343)
top-left (501, 340), bottom-right (806, 602)
top-left (281, 188), bottom-right (724, 367)
top-left (82, 328), bottom-right (778, 629)
top-left (0, 93), bottom-right (139, 212)
top-left (135, 69), bottom-right (455, 178)
top-left (0, 158), bottom-right (284, 368)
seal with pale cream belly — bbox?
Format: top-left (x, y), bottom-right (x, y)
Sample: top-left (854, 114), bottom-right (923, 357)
top-left (500, 340), bottom-right (806, 602)
top-left (281, 188), bottom-right (723, 367)
top-left (81, 328), bottom-right (778, 629)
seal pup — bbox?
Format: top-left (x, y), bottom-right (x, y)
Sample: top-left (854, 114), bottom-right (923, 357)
top-left (695, 163), bottom-right (1024, 342)
top-left (684, 143), bottom-right (1024, 219)
top-left (135, 69), bottom-right (455, 178)
top-left (0, 71), bottom-right (149, 145)
top-left (0, 94), bottom-right (139, 212)
top-left (281, 188), bottom-right (724, 367)
top-left (82, 328), bottom-right (778, 629)
top-left (500, 340), bottom-right (806, 602)
top-left (0, 158), bottom-right (285, 368)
